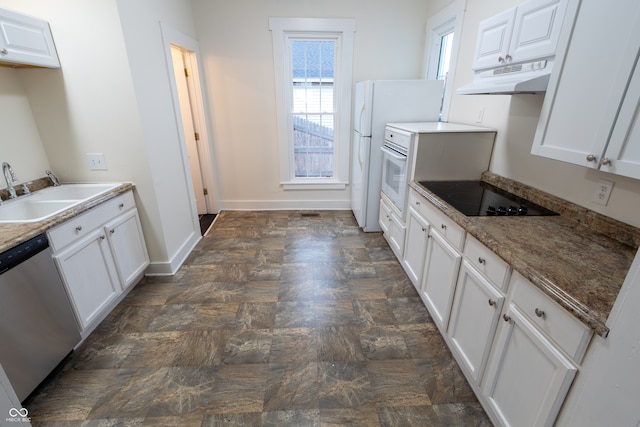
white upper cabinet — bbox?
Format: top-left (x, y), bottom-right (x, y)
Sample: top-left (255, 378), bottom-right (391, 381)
top-left (473, 0), bottom-right (567, 70)
top-left (0, 7), bottom-right (60, 68)
top-left (473, 8), bottom-right (516, 71)
top-left (532, 0), bottom-right (640, 179)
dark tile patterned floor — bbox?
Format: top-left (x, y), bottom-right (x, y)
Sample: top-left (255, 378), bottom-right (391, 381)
top-left (25, 210), bottom-right (491, 426)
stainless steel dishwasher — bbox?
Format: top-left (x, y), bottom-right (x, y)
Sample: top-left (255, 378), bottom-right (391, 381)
top-left (0, 233), bottom-right (81, 402)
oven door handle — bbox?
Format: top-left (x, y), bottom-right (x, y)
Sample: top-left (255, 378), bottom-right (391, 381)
top-left (381, 145), bottom-right (407, 160)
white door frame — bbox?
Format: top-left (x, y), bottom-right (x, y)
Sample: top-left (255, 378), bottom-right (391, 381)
top-left (160, 22), bottom-right (219, 214)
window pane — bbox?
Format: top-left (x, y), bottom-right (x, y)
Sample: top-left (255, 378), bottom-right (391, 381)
top-left (290, 40), bottom-right (335, 178)
top-left (437, 32), bottom-right (454, 81)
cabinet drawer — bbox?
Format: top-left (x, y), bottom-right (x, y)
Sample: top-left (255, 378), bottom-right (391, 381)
top-left (510, 272), bottom-right (593, 362)
top-left (422, 200), bottom-right (465, 251)
top-left (48, 192), bottom-right (135, 252)
top-left (464, 235), bottom-right (511, 292)
top-left (408, 189), bottom-right (465, 251)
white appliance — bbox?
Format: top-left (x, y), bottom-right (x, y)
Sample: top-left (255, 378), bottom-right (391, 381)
top-left (383, 122), bottom-right (497, 215)
top-left (380, 127), bottom-right (412, 213)
top-left (351, 80), bottom-right (443, 232)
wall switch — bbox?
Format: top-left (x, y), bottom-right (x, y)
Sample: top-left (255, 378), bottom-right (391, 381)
top-left (593, 179), bottom-right (614, 206)
top-left (476, 107), bottom-right (485, 123)
top-left (86, 153), bottom-right (108, 171)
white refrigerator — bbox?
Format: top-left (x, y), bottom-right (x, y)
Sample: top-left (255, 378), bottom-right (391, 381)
top-left (351, 79), bottom-right (444, 231)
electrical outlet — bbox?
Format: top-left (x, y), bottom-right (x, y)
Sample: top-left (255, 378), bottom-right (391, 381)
top-left (86, 153), bottom-right (108, 171)
top-left (592, 179), bottom-right (614, 206)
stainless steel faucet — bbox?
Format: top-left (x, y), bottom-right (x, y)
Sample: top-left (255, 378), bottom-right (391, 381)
top-left (46, 170), bottom-right (60, 186)
top-left (2, 162), bottom-right (17, 199)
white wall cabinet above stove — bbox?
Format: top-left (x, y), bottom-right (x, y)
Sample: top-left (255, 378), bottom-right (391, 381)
top-left (472, 0), bottom-right (567, 71)
top-left (532, 0), bottom-right (640, 180)
top-left (0, 7), bottom-right (59, 68)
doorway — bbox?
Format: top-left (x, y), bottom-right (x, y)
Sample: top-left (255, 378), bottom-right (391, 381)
top-left (161, 23), bottom-right (219, 223)
top-left (170, 45), bottom-right (207, 214)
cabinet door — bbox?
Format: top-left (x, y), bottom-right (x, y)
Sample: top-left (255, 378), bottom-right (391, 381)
top-left (0, 8), bottom-right (59, 67)
top-left (105, 209), bottom-right (149, 290)
top-left (508, 0), bottom-right (567, 64)
top-left (53, 231), bottom-right (120, 330)
top-left (402, 206), bottom-right (429, 288)
top-left (387, 211), bottom-right (406, 259)
top-left (473, 8), bottom-right (516, 70)
top-left (601, 48), bottom-right (640, 179)
top-left (379, 197), bottom-right (391, 235)
top-left (532, 0), bottom-right (640, 168)
top-left (420, 229), bottom-right (462, 332)
top-left (482, 305), bottom-right (577, 427)
top-left (448, 261), bottom-right (504, 384)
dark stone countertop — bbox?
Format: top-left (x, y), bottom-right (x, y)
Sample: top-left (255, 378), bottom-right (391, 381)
top-left (0, 182), bottom-right (134, 254)
top-left (410, 173), bottom-right (640, 338)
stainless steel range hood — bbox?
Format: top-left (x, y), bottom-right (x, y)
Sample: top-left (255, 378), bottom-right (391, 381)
top-left (457, 59), bottom-right (553, 95)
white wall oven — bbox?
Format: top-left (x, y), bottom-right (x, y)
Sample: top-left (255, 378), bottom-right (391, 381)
top-left (380, 127), bottom-right (412, 213)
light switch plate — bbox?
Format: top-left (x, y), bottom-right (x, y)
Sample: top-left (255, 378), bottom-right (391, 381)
top-left (592, 179), bottom-right (614, 206)
top-left (86, 153), bottom-right (107, 171)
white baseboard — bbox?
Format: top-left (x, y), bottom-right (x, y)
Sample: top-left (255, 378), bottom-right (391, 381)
top-left (145, 231), bottom-right (201, 276)
top-left (220, 199), bottom-right (352, 211)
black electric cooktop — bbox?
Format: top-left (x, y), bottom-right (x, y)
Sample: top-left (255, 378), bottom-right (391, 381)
top-left (419, 180), bottom-right (558, 217)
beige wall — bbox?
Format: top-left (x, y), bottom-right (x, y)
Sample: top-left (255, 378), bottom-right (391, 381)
top-left (0, 0), bottom-right (201, 272)
top-left (447, 0), bottom-right (640, 228)
top-left (191, 0), bottom-right (433, 210)
top-left (0, 68), bottom-right (50, 180)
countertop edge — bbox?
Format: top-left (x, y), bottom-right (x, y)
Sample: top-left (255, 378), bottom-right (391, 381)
top-left (0, 183), bottom-right (135, 253)
top-left (409, 180), bottom-right (612, 337)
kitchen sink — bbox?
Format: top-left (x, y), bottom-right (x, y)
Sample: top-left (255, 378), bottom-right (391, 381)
top-left (0, 183), bottom-right (120, 223)
top-left (0, 200), bottom-right (76, 223)
top-left (29, 183), bottom-right (120, 202)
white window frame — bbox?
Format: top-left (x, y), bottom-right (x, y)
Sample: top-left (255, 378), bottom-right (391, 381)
top-left (423, 0), bottom-right (466, 122)
top-left (270, 18), bottom-right (355, 190)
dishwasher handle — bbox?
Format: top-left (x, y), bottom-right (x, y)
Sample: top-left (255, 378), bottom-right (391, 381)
top-left (0, 234), bottom-right (49, 274)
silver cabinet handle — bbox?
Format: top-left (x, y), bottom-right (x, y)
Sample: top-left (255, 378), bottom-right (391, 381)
top-left (488, 299), bottom-right (496, 307)
top-left (421, 227), bottom-right (426, 232)
top-left (75, 225), bottom-right (82, 232)
top-left (0, 48), bottom-right (7, 55)
top-left (441, 224), bottom-right (446, 230)
top-left (601, 157), bottom-right (611, 166)
top-left (415, 201), bottom-right (420, 206)
top-left (100, 235), bottom-right (105, 240)
top-left (478, 257), bottom-right (486, 264)
top-left (498, 56), bottom-right (505, 63)
top-left (110, 229), bottom-right (115, 234)
top-left (503, 314), bottom-right (511, 322)
top-left (119, 203), bottom-right (125, 209)
top-left (586, 154), bottom-right (596, 162)
top-left (505, 54), bottom-right (512, 61)
top-left (535, 308), bottom-right (545, 318)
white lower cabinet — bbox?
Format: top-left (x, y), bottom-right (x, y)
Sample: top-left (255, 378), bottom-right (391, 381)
top-left (105, 209), bottom-right (149, 290)
top-left (379, 194), bottom-right (406, 259)
top-left (399, 189), bottom-right (593, 427)
top-left (482, 304), bottom-right (577, 427)
top-left (448, 260), bottom-right (505, 383)
top-left (53, 230), bottom-right (121, 330)
top-left (420, 228), bottom-right (461, 332)
top-left (48, 190), bottom-right (149, 333)
top-left (402, 205), bottom-right (430, 288)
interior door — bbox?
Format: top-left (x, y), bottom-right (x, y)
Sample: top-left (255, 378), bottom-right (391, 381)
top-left (171, 45), bottom-right (207, 215)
